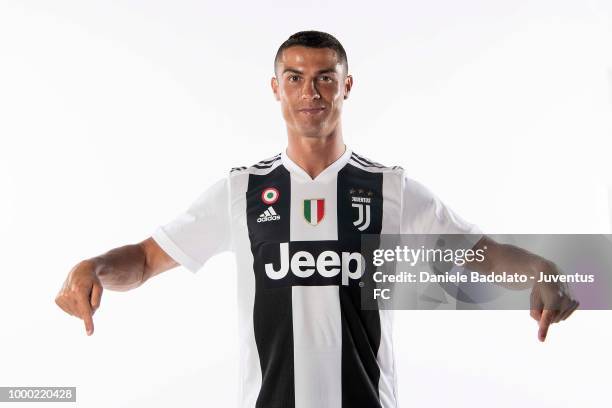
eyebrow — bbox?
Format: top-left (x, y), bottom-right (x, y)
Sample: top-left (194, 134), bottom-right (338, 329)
top-left (282, 67), bottom-right (338, 75)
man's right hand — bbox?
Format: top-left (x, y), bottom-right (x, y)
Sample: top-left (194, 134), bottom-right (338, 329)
top-left (54, 238), bottom-right (178, 336)
top-left (55, 260), bottom-right (103, 336)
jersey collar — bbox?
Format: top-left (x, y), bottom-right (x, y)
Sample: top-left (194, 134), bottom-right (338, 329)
top-left (281, 145), bottom-right (352, 182)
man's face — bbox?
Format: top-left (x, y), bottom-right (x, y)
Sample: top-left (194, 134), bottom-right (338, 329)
top-left (271, 46), bottom-right (353, 138)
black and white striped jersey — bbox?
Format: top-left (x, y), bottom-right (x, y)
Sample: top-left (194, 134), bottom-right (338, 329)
top-left (152, 146), bottom-right (481, 408)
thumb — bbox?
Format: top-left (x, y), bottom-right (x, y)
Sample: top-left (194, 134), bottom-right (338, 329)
top-left (90, 283), bottom-right (103, 314)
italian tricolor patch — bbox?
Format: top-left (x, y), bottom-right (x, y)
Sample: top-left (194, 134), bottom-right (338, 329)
top-left (303, 198), bottom-right (325, 226)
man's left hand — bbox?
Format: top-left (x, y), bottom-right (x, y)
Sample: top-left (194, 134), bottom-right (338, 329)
top-left (529, 262), bottom-right (580, 342)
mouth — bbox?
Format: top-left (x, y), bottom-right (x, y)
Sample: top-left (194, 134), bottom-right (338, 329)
top-left (298, 107), bottom-right (326, 115)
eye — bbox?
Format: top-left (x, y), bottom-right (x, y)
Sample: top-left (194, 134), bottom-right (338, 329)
top-left (319, 76), bottom-right (333, 82)
top-left (288, 75), bottom-right (300, 82)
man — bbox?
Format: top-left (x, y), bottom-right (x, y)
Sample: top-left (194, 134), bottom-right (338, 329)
top-left (55, 30), bottom-right (579, 408)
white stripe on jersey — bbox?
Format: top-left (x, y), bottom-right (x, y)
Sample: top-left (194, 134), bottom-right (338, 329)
top-left (289, 168), bottom-right (344, 408)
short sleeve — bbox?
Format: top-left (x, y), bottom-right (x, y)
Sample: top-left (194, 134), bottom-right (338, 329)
top-left (152, 176), bottom-right (232, 273)
top-left (400, 172), bottom-right (483, 247)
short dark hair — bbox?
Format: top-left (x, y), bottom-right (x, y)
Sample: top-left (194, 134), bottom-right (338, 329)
top-left (274, 30), bottom-right (348, 77)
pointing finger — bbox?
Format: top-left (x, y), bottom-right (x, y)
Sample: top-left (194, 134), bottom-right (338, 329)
top-left (538, 309), bottom-right (556, 342)
top-left (76, 297), bottom-right (94, 336)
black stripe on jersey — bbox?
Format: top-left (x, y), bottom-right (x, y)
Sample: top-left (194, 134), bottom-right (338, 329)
top-left (352, 152), bottom-right (385, 167)
top-left (337, 163), bottom-right (384, 408)
top-left (256, 153), bottom-right (282, 165)
top-left (246, 165), bottom-right (295, 408)
top-left (253, 163), bottom-right (278, 169)
top-left (350, 156), bottom-right (385, 169)
top-left (252, 154), bottom-right (282, 169)
top-left (231, 166), bottom-right (247, 172)
top-left (252, 159), bottom-right (281, 169)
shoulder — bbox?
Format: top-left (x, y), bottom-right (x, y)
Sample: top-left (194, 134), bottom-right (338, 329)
top-left (229, 152), bottom-right (283, 177)
top-left (348, 150), bottom-right (404, 174)
top-left (347, 152), bottom-right (432, 200)
top-left (347, 151), bottom-right (433, 204)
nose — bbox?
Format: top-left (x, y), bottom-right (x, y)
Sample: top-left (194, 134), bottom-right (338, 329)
top-left (301, 79), bottom-right (321, 100)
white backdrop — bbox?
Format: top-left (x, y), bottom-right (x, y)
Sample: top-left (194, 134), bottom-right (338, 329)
top-left (1, 1), bottom-right (611, 407)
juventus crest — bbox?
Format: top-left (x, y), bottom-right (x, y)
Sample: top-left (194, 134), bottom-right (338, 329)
top-left (350, 188), bottom-right (373, 231)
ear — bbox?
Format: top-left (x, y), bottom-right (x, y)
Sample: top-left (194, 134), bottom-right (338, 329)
top-left (343, 74), bottom-right (353, 100)
top-left (271, 77), bottom-right (280, 101)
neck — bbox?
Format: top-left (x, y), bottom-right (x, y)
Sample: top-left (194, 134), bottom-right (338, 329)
top-left (285, 127), bottom-right (346, 179)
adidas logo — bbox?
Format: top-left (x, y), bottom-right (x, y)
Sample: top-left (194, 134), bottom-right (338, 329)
top-left (257, 206), bottom-right (280, 223)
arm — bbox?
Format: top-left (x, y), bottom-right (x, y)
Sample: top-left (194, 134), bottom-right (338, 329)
top-left (398, 174), bottom-right (578, 341)
top-left (93, 237), bottom-right (179, 290)
top-left (54, 237), bottom-right (178, 336)
top-left (466, 235), bottom-right (580, 342)
top-left (465, 235), bottom-right (546, 290)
